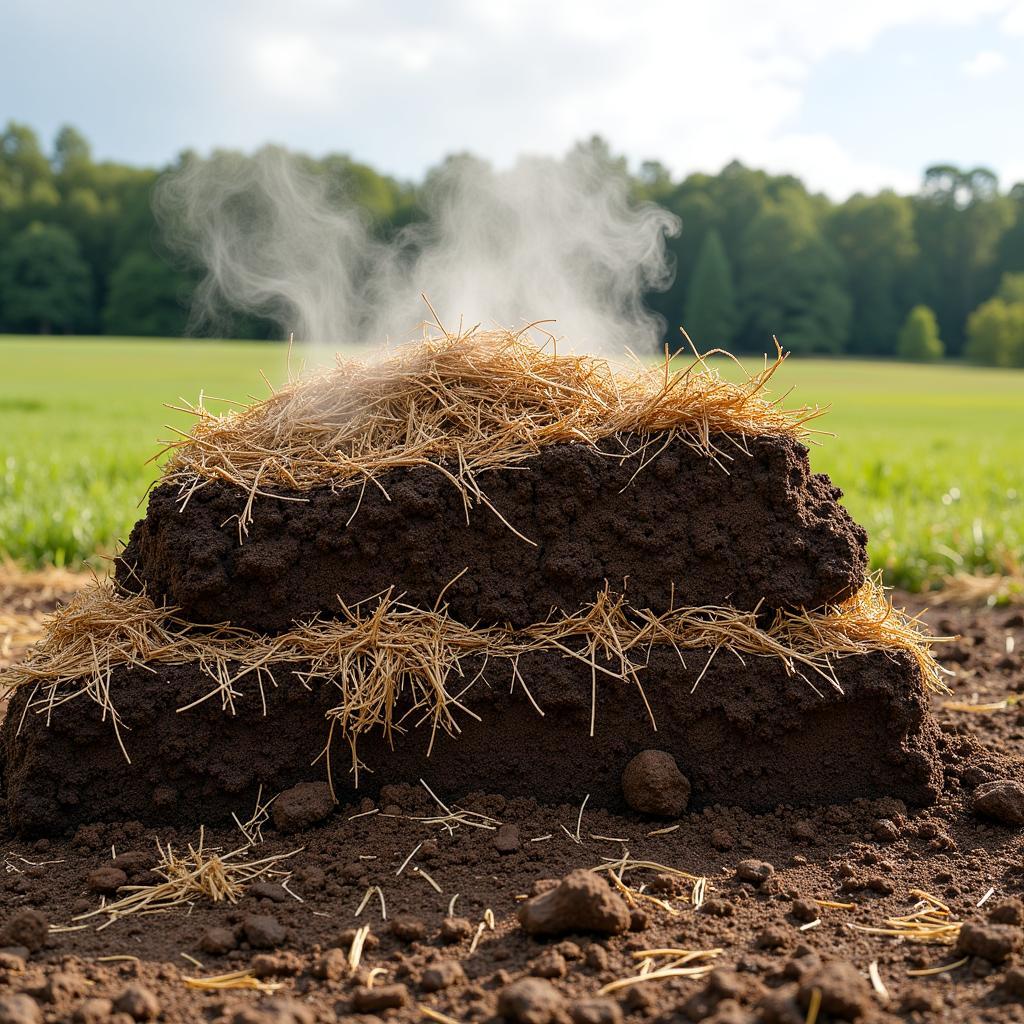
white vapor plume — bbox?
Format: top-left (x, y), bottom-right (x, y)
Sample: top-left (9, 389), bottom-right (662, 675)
top-left (156, 146), bottom-right (680, 354)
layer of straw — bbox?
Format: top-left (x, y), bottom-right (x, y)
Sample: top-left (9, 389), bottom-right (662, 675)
top-left (159, 330), bottom-right (824, 534)
top-left (1, 575), bottom-right (947, 771)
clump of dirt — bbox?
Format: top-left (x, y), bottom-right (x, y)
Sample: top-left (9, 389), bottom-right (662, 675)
top-left (2, 642), bottom-right (940, 834)
top-left (118, 433), bottom-right (867, 632)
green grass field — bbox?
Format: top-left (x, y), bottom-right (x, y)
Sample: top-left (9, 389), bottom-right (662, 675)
top-left (1, 336), bottom-right (1021, 591)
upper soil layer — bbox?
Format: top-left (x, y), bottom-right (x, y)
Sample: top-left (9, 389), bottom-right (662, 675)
top-left (119, 432), bottom-right (868, 632)
top-left (159, 330), bottom-right (823, 500)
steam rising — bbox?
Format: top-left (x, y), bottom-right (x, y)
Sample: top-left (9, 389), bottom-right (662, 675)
top-left (156, 146), bottom-right (680, 354)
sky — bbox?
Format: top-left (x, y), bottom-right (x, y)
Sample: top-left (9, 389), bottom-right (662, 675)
top-left (5, 0), bottom-right (1024, 199)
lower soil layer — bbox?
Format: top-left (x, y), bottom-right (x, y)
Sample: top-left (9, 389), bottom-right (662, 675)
top-left (117, 433), bottom-right (868, 632)
top-left (1, 598), bottom-right (1020, 1023)
top-left (1, 646), bottom-right (939, 835)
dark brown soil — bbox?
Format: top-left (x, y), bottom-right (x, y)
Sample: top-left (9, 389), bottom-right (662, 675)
top-left (116, 433), bottom-right (868, 631)
top-left (0, 600), bottom-right (1020, 1024)
top-left (1, 644), bottom-right (939, 835)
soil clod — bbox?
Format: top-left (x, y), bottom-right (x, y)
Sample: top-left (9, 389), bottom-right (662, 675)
top-left (517, 869), bottom-right (631, 937)
top-left (971, 779), bottom-right (1024, 824)
top-left (272, 782), bottom-right (335, 834)
top-left (621, 750), bottom-right (690, 817)
top-left (497, 977), bottom-right (567, 1024)
top-left (0, 912), bottom-right (47, 955)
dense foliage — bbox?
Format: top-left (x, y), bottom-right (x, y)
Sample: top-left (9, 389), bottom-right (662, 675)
top-left (3, 122), bottom-right (1024, 363)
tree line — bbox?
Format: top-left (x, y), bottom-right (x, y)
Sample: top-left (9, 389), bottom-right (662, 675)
top-left (2, 122), bottom-right (1024, 365)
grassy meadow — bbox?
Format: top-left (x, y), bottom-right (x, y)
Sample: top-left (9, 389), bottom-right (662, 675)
top-left (1, 336), bottom-right (1021, 591)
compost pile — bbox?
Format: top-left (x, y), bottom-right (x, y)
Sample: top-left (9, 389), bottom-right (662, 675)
top-left (6, 331), bottom-right (1023, 1023)
top-left (1, 331), bottom-right (944, 833)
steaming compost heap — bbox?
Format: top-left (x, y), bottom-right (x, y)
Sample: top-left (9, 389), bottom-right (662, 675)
top-left (1, 330), bottom-right (946, 834)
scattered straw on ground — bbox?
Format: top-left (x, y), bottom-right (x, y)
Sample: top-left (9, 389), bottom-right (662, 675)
top-left (932, 571), bottom-right (1024, 607)
top-left (847, 890), bottom-right (961, 945)
top-left (183, 969), bottom-right (281, 993)
top-left (72, 827), bottom-right (300, 930)
top-left (0, 574), bottom-right (947, 769)
top-left (597, 947), bottom-right (722, 995)
top-left (594, 851), bottom-right (707, 912)
top-left (159, 329), bottom-right (824, 536)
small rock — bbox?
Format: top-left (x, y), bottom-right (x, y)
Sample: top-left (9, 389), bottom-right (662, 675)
top-left (86, 866), bottom-right (127, 895)
top-left (789, 821), bottom-right (815, 843)
top-left (497, 978), bottom-right (565, 1024)
top-left (272, 781), bottom-right (336, 833)
top-left (989, 897), bottom-right (1024, 925)
top-left (585, 943), bottom-right (609, 971)
top-left (390, 914), bottom-right (428, 943)
top-left (872, 818), bottom-right (900, 842)
top-left (0, 994), bottom-right (40, 1024)
top-left (420, 960), bottom-right (465, 992)
top-left (955, 919), bottom-right (1022, 963)
top-left (439, 916), bottom-right (473, 944)
top-left (701, 898), bottom-right (734, 918)
top-left (756, 924), bottom-right (791, 950)
top-left (200, 926), bottom-right (237, 955)
top-left (790, 898), bottom-right (818, 923)
top-left (114, 985), bottom-right (160, 1021)
top-left (242, 914), bottom-right (287, 949)
top-left (797, 961), bottom-right (873, 1020)
top-left (530, 950), bottom-right (568, 979)
top-left (314, 948), bottom-right (347, 981)
top-left (710, 829), bottom-right (734, 851)
top-left (569, 997), bottom-right (622, 1024)
top-left (110, 851), bottom-right (153, 877)
top-left (494, 824), bottom-right (521, 854)
top-left (249, 882), bottom-right (288, 903)
top-left (972, 780), bottom-right (1024, 825)
top-left (0, 911), bottom-right (48, 954)
top-left (41, 972), bottom-right (88, 1004)
top-left (74, 998), bottom-right (115, 1024)
top-left (621, 985), bottom-right (657, 1014)
top-left (628, 907), bottom-right (649, 932)
top-left (621, 750), bottom-right (690, 817)
top-left (351, 983), bottom-right (409, 1012)
top-left (252, 952), bottom-right (303, 977)
top-left (735, 860), bottom-right (775, 886)
top-left (517, 869), bottom-right (630, 936)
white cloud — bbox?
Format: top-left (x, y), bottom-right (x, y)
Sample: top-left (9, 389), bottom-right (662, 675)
top-left (6, 0), bottom-right (1024, 195)
top-left (216, 0), bottom-right (1021, 195)
top-left (962, 49), bottom-right (1009, 77)
top-left (249, 32), bottom-right (342, 105)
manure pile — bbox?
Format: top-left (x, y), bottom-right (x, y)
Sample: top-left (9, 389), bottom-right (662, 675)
top-left (1, 331), bottom-right (946, 834)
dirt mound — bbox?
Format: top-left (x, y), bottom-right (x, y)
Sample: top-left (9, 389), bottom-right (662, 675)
top-left (118, 433), bottom-right (867, 632)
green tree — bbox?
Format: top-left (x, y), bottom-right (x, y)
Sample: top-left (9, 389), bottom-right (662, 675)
top-left (965, 296), bottom-right (1024, 367)
top-left (683, 228), bottom-right (737, 347)
top-left (103, 251), bottom-right (189, 337)
top-left (0, 121), bottom-right (52, 196)
top-left (912, 164), bottom-right (1015, 354)
top-left (737, 189), bottom-right (851, 353)
top-left (997, 272), bottom-right (1024, 304)
top-left (0, 222), bottom-right (93, 332)
top-left (896, 305), bottom-right (944, 361)
top-left (828, 192), bottom-right (917, 355)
